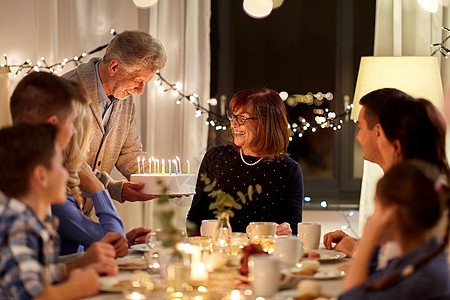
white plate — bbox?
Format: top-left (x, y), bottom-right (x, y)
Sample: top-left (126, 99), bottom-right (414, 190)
top-left (283, 267), bottom-right (345, 280)
top-left (99, 273), bottom-right (131, 292)
top-left (116, 256), bottom-right (147, 270)
top-left (130, 244), bottom-right (151, 252)
top-left (303, 249), bottom-right (346, 261)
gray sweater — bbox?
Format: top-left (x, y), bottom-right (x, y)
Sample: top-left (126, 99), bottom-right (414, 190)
top-left (63, 58), bottom-right (149, 203)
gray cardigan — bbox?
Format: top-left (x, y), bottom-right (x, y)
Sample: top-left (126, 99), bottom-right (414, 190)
top-left (63, 58), bottom-right (149, 203)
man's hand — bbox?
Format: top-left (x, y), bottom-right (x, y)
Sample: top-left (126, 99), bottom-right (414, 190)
top-left (67, 241), bottom-right (118, 276)
top-left (101, 232), bottom-right (129, 258)
top-left (122, 182), bottom-right (158, 202)
top-left (276, 222), bottom-right (292, 236)
top-left (323, 230), bottom-right (357, 257)
top-left (126, 227), bottom-right (152, 246)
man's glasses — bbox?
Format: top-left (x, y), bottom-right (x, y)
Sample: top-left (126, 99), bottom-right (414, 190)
top-left (226, 110), bottom-right (257, 125)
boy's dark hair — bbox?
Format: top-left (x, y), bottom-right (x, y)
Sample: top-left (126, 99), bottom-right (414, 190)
top-left (10, 72), bottom-right (87, 125)
top-left (0, 124), bottom-right (58, 198)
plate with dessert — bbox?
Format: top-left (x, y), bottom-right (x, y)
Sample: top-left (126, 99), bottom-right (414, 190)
top-left (278, 280), bottom-right (336, 300)
top-left (99, 274), bottom-right (131, 292)
top-left (116, 256), bottom-right (147, 270)
top-left (283, 260), bottom-right (345, 280)
top-left (302, 249), bottom-right (346, 261)
top-left (130, 244), bottom-right (151, 252)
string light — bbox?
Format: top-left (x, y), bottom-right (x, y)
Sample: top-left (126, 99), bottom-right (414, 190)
top-left (431, 27), bottom-right (450, 58)
top-left (0, 28), bottom-right (353, 134)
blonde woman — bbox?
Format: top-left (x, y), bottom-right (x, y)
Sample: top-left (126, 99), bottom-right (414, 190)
top-left (52, 101), bottom-right (150, 256)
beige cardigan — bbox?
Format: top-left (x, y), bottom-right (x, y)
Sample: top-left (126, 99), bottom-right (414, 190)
top-left (63, 58), bottom-right (149, 203)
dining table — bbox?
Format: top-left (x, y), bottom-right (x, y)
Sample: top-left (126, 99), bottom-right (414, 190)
top-left (82, 245), bottom-right (349, 300)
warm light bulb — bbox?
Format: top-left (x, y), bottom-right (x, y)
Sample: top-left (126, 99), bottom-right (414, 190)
top-left (243, 0), bottom-right (273, 19)
top-left (279, 91), bottom-right (289, 101)
top-left (133, 0), bottom-right (158, 8)
top-left (417, 0), bottom-right (438, 13)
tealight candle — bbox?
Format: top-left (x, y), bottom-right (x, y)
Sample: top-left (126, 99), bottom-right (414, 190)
top-left (142, 157), bottom-right (145, 175)
top-left (162, 159), bottom-right (165, 175)
top-left (187, 160), bottom-right (190, 174)
top-left (173, 159), bottom-right (178, 174)
top-left (176, 156), bottom-right (182, 173)
top-left (137, 157), bottom-right (141, 174)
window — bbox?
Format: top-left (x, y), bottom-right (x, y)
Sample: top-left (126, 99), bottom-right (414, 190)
top-left (210, 0), bottom-right (375, 209)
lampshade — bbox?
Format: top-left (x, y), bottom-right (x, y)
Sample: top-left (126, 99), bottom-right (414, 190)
top-left (351, 56), bottom-right (443, 119)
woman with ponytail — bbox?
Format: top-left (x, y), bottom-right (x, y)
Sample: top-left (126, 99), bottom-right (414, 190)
top-left (340, 160), bottom-right (450, 299)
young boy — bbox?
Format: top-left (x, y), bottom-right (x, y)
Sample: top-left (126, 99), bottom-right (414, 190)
top-left (0, 124), bottom-right (101, 299)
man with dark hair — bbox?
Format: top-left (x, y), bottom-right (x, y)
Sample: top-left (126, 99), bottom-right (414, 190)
top-left (356, 88), bottom-right (409, 165)
top-left (63, 30), bottom-right (167, 205)
top-left (0, 124), bottom-right (100, 299)
top-left (10, 71), bottom-right (84, 149)
top-left (324, 88), bottom-right (413, 256)
top-left (7, 71), bottom-right (124, 275)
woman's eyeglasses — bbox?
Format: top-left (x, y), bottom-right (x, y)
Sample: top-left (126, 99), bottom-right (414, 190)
top-left (226, 110), bottom-right (257, 125)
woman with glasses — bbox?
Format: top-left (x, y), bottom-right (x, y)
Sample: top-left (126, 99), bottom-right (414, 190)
top-left (187, 88), bottom-right (303, 235)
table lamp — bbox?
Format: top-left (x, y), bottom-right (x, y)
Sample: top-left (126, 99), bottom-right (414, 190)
top-left (351, 56), bottom-right (444, 119)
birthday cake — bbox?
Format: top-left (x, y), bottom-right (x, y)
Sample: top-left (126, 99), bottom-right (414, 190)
top-left (130, 173), bottom-right (196, 195)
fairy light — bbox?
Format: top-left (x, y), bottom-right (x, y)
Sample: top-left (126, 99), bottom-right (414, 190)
top-left (0, 30), bottom-right (353, 135)
top-left (431, 27), bottom-right (450, 58)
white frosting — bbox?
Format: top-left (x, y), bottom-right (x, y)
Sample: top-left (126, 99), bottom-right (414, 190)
top-left (130, 173), bottom-right (196, 195)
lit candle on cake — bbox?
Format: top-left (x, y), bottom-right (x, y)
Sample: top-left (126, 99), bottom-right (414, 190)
top-left (187, 160), bottom-right (191, 174)
top-left (176, 156), bottom-right (182, 173)
top-left (169, 159), bottom-right (172, 175)
top-left (173, 159), bottom-right (178, 174)
top-left (137, 157), bottom-right (140, 174)
top-left (152, 156), bottom-right (156, 174)
top-left (149, 157), bottom-right (152, 175)
top-left (162, 159), bottom-right (165, 175)
top-left (142, 157), bottom-right (145, 175)
top-left (156, 159), bottom-right (160, 174)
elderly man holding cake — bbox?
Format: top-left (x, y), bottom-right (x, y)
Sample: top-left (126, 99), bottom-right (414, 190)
top-left (62, 30), bottom-right (167, 213)
top-left (187, 88), bottom-right (304, 236)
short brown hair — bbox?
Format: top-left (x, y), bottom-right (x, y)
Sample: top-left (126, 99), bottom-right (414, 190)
top-left (103, 30), bottom-right (167, 73)
top-left (359, 88), bottom-right (410, 129)
top-left (229, 88), bottom-right (290, 161)
top-left (10, 72), bottom-right (87, 125)
top-left (0, 124), bottom-right (58, 198)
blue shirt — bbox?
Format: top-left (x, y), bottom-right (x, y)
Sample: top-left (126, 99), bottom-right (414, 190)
top-left (51, 190), bottom-right (125, 255)
top-left (95, 61), bottom-right (118, 128)
top-left (0, 197), bottom-right (63, 299)
top-left (340, 238), bottom-right (450, 300)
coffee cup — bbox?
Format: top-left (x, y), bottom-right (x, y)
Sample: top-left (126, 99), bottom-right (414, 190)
top-left (249, 254), bottom-right (281, 297)
top-left (246, 222), bottom-right (277, 240)
top-left (273, 235), bottom-right (303, 268)
top-left (297, 223), bottom-right (321, 250)
top-left (200, 219), bottom-right (219, 238)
